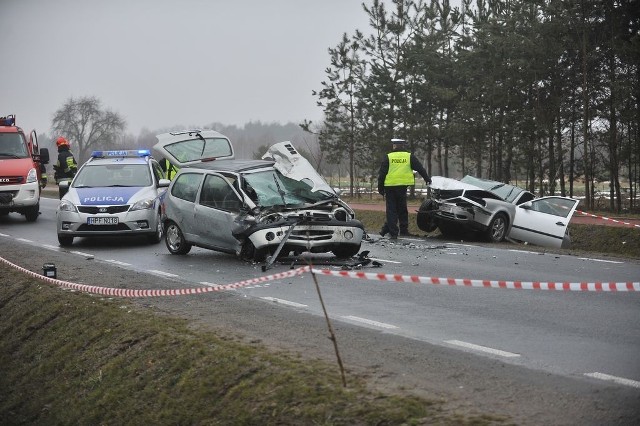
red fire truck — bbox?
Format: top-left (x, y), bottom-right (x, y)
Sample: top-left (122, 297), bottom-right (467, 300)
top-left (0, 114), bottom-right (50, 221)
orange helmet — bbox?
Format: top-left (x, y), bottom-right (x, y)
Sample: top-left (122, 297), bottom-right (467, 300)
top-left (56, 136), bottom-right (70, 147)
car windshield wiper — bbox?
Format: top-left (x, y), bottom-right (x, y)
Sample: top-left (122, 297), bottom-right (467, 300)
top-left (196, 132), bottom-right (207, 157)
top-left (0, 152), bottom-right (20, 158)
top-left (272, 174), bottom-right (288, 206)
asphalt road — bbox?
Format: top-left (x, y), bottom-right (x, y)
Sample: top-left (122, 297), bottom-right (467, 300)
top-left (2, 195), bottom-right (640, 424)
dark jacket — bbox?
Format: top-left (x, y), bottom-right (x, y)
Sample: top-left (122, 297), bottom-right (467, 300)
top-left (53, 146), bottom-right (78, 183)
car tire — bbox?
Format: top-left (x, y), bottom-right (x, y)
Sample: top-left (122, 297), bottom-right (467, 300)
top-left (147, 213), bottom-right (163, 244)
top-left (24, 205), bottom-right (39, 222)
top-left (332, 243), bottom-right (361, 259)
top-left (486, 213), bottom-right (508, 243)
top-left (57, 234), bottom-right (73, 246)
top-left (242, 241), bottom-right (269, 262)
top-left (416, 199), bottom-right (438, 232)
top-left (165, 222), bottom-right (192, 255)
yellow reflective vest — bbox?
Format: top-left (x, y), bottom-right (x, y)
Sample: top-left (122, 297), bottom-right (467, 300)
top-left (384, 151), bottom-right (415, 186)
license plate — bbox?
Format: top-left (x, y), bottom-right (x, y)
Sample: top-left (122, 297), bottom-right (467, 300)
top-left (88, 216), bottom-right (119, 225)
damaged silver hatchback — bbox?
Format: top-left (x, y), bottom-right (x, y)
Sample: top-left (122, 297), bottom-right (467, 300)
top-left (155, 139), bottom-right (364, 261)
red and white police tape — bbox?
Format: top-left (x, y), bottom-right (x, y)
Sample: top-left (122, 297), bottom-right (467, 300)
top-left (576, 210), bottom-right (640, 228)
top-left (0, 255), bottom-right (309, 297)
top-left (1, 256), bottom-right (638, 296)
top-left (309, 268), bottom-right (640, 292)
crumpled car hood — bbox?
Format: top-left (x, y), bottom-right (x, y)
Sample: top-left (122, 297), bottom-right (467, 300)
top-left (430, 176), bottom-right (483, 191)
top-left (262, 142), bottom-right (335, 195)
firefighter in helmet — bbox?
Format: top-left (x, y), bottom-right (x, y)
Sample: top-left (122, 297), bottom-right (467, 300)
top-left (53, 136), bottom-right (78, 199)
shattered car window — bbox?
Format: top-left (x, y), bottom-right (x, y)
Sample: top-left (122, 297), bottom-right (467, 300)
top-left (164, 137), bottom-right (232, 162)
top-left (244, 169), bottom-right (334, 207)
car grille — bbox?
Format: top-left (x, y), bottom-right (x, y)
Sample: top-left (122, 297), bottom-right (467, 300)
top-left (76, 223), bottom-right (131, 231)
top-left (78, 205), bottom-right (130, 214)
top-left (289, 229), bottom-right (334, 241)
top-left (0, 176), bottom-right (23, 185)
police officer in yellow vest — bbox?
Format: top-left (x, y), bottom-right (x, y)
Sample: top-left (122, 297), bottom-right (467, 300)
top-left (377, 138), bottom-right (431, 239)
top-left (160, 157), bottom-right (180, 180)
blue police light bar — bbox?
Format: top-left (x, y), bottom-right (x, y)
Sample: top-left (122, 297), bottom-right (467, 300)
top-left (91, 149), bottom-right (151, 158)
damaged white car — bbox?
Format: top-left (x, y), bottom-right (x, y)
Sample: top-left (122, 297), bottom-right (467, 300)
top-left (154, 138), bottom-right (365, 262)
top-left (417, 175), bottom-right (580, 248)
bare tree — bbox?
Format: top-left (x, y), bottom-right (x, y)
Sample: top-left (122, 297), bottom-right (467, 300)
top-left (51, 96), bottom-right (126, 163)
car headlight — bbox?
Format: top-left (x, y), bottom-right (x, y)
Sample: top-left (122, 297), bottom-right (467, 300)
top-left (130, 198), bottom-right (155, 211)
top-left (59, 199), bottom-right (78, 213)
top-left (26, 168), bottom-right (38, 183)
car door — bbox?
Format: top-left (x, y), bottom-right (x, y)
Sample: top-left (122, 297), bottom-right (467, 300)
top-left (192, 173), bottom-right (242, 252)
top-left (166, 172), bottom-right (203, 242)
top-left (509, 196), bottom-right (580, 248)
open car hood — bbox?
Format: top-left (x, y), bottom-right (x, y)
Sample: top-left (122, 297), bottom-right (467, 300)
top-left (262, 141), bottom-right (335, 195)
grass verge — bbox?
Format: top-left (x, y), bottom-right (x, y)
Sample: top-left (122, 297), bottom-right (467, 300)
top-left (0, 267), bottom-right (499, 425)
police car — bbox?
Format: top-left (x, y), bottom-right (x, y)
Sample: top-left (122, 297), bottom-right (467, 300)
top-left (56, 150), bottom-right (170, 246)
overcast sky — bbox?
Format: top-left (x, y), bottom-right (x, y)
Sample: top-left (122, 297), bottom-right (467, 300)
top-left (2, 0), bottom-right (378, 136)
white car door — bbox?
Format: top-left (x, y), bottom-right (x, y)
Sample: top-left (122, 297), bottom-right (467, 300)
top-left (509, 196), bottom-right (580, 248)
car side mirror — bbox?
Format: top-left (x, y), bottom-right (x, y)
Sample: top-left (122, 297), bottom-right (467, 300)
top-left (520, 201), bottom-right (532, 210)
top-left (59, 180), bottom-right (69, 189)
top-left (38, 148), bottom-right (50, 164)
top-left (158, 178), bottom-right (171, 188)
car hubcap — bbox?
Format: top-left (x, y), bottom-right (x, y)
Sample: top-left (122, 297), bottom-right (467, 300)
top-left (167, 225), bottom-right (180, 249)
top-left (492, 218), bottom-right (505, 240)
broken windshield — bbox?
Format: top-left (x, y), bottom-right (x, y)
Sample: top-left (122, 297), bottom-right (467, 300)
top-left (243, 169), bottom-right (334, 207)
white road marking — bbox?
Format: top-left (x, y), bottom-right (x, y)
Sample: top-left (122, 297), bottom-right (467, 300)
top-left (578, 257), bottom-right (624, 264)
top-left (16, 238), bottom-right (33, 243)
top-left (200, 281), bottom-right (221, 287)
top-left (0, 232), bottom-right (9, 237)
top-left (447, 242), bottom-right (476, 248)
top-left (42, 244), bottom-right (59, 250)
top-left (260, 297), bottom-right (307, 308)
top-left (342, 315), bottom-right (398, 329)
top-left (445, 340), bottom-right (520, 358)
top-left (509, 249), bottom-right (544, 255)
top-left (584, 372), bottom-right (640, 388)
top-left (369, 257), bottom-right (401, 264)
top-left (70, 251), bottom-right (94, 258)
top-left (147, 270), bottom-right (179, 278)
top-left (105, 260), bottom-right (132, 267)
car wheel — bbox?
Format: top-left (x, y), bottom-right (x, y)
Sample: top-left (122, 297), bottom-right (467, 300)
top-left (165, 222), bottom-right (192, 255)
top-left (24, 205), bottom-right (39, 222)
top-left (416, 199), bottom-right (438, 232)
top-left (147, 213), bottom-right (163, 244)
top-left (486, 213), bottom-right (508, 243)
top-left (332, 243), bottom-right (361, 259)
top-left (57, 234), bottom-right (73, 246)
top-left (241, 241), bottom-right (269, 262)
